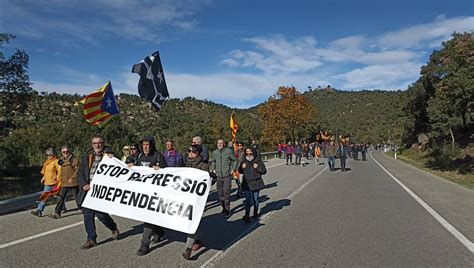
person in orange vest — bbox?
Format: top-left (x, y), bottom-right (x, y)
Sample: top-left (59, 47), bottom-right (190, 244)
top-left (314, 143), bottom-right (321, 165)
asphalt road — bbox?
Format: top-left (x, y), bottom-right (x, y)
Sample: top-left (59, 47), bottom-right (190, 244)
top-left (1, 151), bottom-right (473, 267)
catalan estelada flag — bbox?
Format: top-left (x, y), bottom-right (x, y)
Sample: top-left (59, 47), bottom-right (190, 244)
top-left (76, 81), bottom-right (119, 127)
top-left (230, 111), bottom-right (238, 144)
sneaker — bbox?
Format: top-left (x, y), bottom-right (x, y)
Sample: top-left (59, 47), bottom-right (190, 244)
top-left (220, 208), bottom-right (227, 215)
top-left (111, 229), bottom-right (120, 240)
top-left (191, 240), bottom-right (203, 251)
top-left (136, 243), bottom-right (149, 256)
top-left (182, 248), bottom-right (192, 260)
top-left (80, 239), bottom-right (97, 250)
top-left (242, 214), bottom-right (250, 223)
top-left (224, 210), bottom-right (231, 218)
top-left (30, 210), bottom-right (42, 217)
top-left (48, 213), bottom-right (61, 219)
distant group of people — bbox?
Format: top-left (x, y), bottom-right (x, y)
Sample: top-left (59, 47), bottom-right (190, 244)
top-left (31, 134), bottom-right (266, 260)
top-left (277, 141), bottom-right (369, 171)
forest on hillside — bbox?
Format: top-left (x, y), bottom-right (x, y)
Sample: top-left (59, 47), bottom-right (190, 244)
top-left (0, 32), bottom-right (472, 175)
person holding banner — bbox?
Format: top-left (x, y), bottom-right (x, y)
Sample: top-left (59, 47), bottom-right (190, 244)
top-left (133, 135), bottom-right (168, 256)
top-left (78, 135), bottom-right (119, 250)
top-left (182, 144), bottom-right (216, 260)
top-left (239, 147), bottom-right (267, 222)
top-left (211, 139), bottom-right (238, 217)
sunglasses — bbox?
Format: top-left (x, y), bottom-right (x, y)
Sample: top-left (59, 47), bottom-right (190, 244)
top-left (62, 151), bottom-right (69, 153)
top-left (187, 149), bottom-right (198, 153)
top-left (245, 153), bottom-right (253, 156)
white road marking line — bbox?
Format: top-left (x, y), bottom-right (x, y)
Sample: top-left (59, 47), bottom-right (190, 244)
top-left (0, 221), bottom-right (84, 249)
top-left (370, 152), bottom-right (474, 254)
top-left (201, 165), bottom-right (328, 267)
top-left (0, 160), bottom-right (286, 250)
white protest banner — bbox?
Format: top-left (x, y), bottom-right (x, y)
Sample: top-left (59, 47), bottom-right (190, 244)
top-left (82, 157), bottom-right (211, 234)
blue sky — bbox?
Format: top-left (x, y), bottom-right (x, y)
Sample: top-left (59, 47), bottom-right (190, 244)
top-left (1, 0), bottom-right (473, 108)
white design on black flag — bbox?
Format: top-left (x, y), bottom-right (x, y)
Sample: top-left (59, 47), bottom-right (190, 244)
top-left (131, 51), bottom-right (170, 111)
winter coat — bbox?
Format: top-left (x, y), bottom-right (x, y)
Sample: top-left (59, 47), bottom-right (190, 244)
top-left (77, 146), bottom-right (113, 204)
top-left (238, 148), bottom-right (267, 191)
top-left (58, 154), bottom-right (79, 187)
top-left (40, 157), bottom-right (60, 186)
top-left (185, 155), bottom-right (209, 172)
top-left (135, 136), bottom-right (167, 168)
top-left (211, 147), bottom-right (238, 178)
top-left (327, 144), bottom-right (337, 157)
top-left (163, 149), bottom-right (184, 167)
top-left (294, 145), bottom-right (303, 155)
top-left (337, 146), bottom-right (349, 159)
top-left (285, 145), bottom-right (294, 154)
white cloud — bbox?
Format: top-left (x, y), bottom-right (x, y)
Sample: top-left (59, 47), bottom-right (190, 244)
top-left (378, 16), bottom-right (474, 49)
top-left (1, 0), bottom-right (208, 44)
top-left (332, 62), bottom-right (422, 90)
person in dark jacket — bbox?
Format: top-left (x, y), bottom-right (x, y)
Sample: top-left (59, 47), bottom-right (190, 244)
top-left (125, 143), bottom-right (140, 165)
top-left (337, 142), bottom-right (349, 172)
top-left (132, 135), bottom-right (168, 256)
top-left (77, 135), bottom-right (119, 250)
top-left (239, 147), bottom-right (267, 223)
top-left (192, 136), bottom-right (209, 163)
top-left (181, 144), bottom-right (216, 260)
top-left (294, 141), bottom-right (303, 166)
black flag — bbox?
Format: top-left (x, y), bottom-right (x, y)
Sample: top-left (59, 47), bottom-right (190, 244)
top-left (131, 51), bottom-right (169, 111)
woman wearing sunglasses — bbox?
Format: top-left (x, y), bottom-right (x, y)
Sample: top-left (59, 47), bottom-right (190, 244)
top-left (182, 144), bottom-right (217, 260)
top-left (239, 147), bottom-right (267, 223)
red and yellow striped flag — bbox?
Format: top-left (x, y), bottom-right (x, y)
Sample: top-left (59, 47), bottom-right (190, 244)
top-left (230, 111), bottom-right (238, 144)
top-left (76, 81), bottom-right (119, 127)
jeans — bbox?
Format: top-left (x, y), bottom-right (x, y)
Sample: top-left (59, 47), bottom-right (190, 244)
top-left (83, 207), bottom-right (117, 241)
top-left (54, 186), bottom-right (80, 214)
top-left (36, 185), bottom-right (54, 212)
top-left (243, 190), bottom-right (260, 215)
top-left (216, 176), bottom-right (232, 210)
top-left (286, 154), bottom-right (293, 164)
top-left (340, 157), bottom-right (347, 171)
top-left (328, 157), bottom-right (336, 170)
top-left (295, 154), bottom-right (302, 165)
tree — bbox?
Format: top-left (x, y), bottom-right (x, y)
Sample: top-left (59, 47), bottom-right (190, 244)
top-left (423, 32), bottom-right (473, 127)
top-left (258, 86), bottom-right (318, 146)
top-left (0, 33), bottom-right (33, 118)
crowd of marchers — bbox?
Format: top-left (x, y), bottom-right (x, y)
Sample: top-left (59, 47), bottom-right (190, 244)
top-left (30, 134), bottom-right (265, 260)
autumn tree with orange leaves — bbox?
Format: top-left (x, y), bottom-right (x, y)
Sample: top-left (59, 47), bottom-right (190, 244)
top-left (258, 86), bottom-right (318, 146)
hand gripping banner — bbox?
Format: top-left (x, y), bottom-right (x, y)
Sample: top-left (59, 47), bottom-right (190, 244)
top-left (82, 157), bottom-right (211, 234)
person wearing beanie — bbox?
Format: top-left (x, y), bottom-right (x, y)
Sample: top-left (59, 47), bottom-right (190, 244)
top-left (31, 147), bottom-right (60, 217)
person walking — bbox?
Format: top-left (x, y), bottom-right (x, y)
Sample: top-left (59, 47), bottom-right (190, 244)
top-left (337, 142), bottom-right (349, 172)
top-left (133, 135), bottom-right (168, 256)
top-left (285, 142), bottom-right (294, 165)
top-left (361, 144), bottom-right (368, 161)
top-left (181, 144), bottom-right (216, 260)
top-left (294, 141), bottom-right (303, 166)
top-left (327, 141), bottom-right (337, 171)
top-left (31, 147), bottom-right (60, 217)
top-left (77, 135), bottom-right (119, 250)
top-left (314, 143), bottom-right (321, 165)
top-left (239, 147), bottom-right (267, 223)
top-left (211, 139), bottom-right (238, 217)
top-left (49, 145), bottom-right (80, 219)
